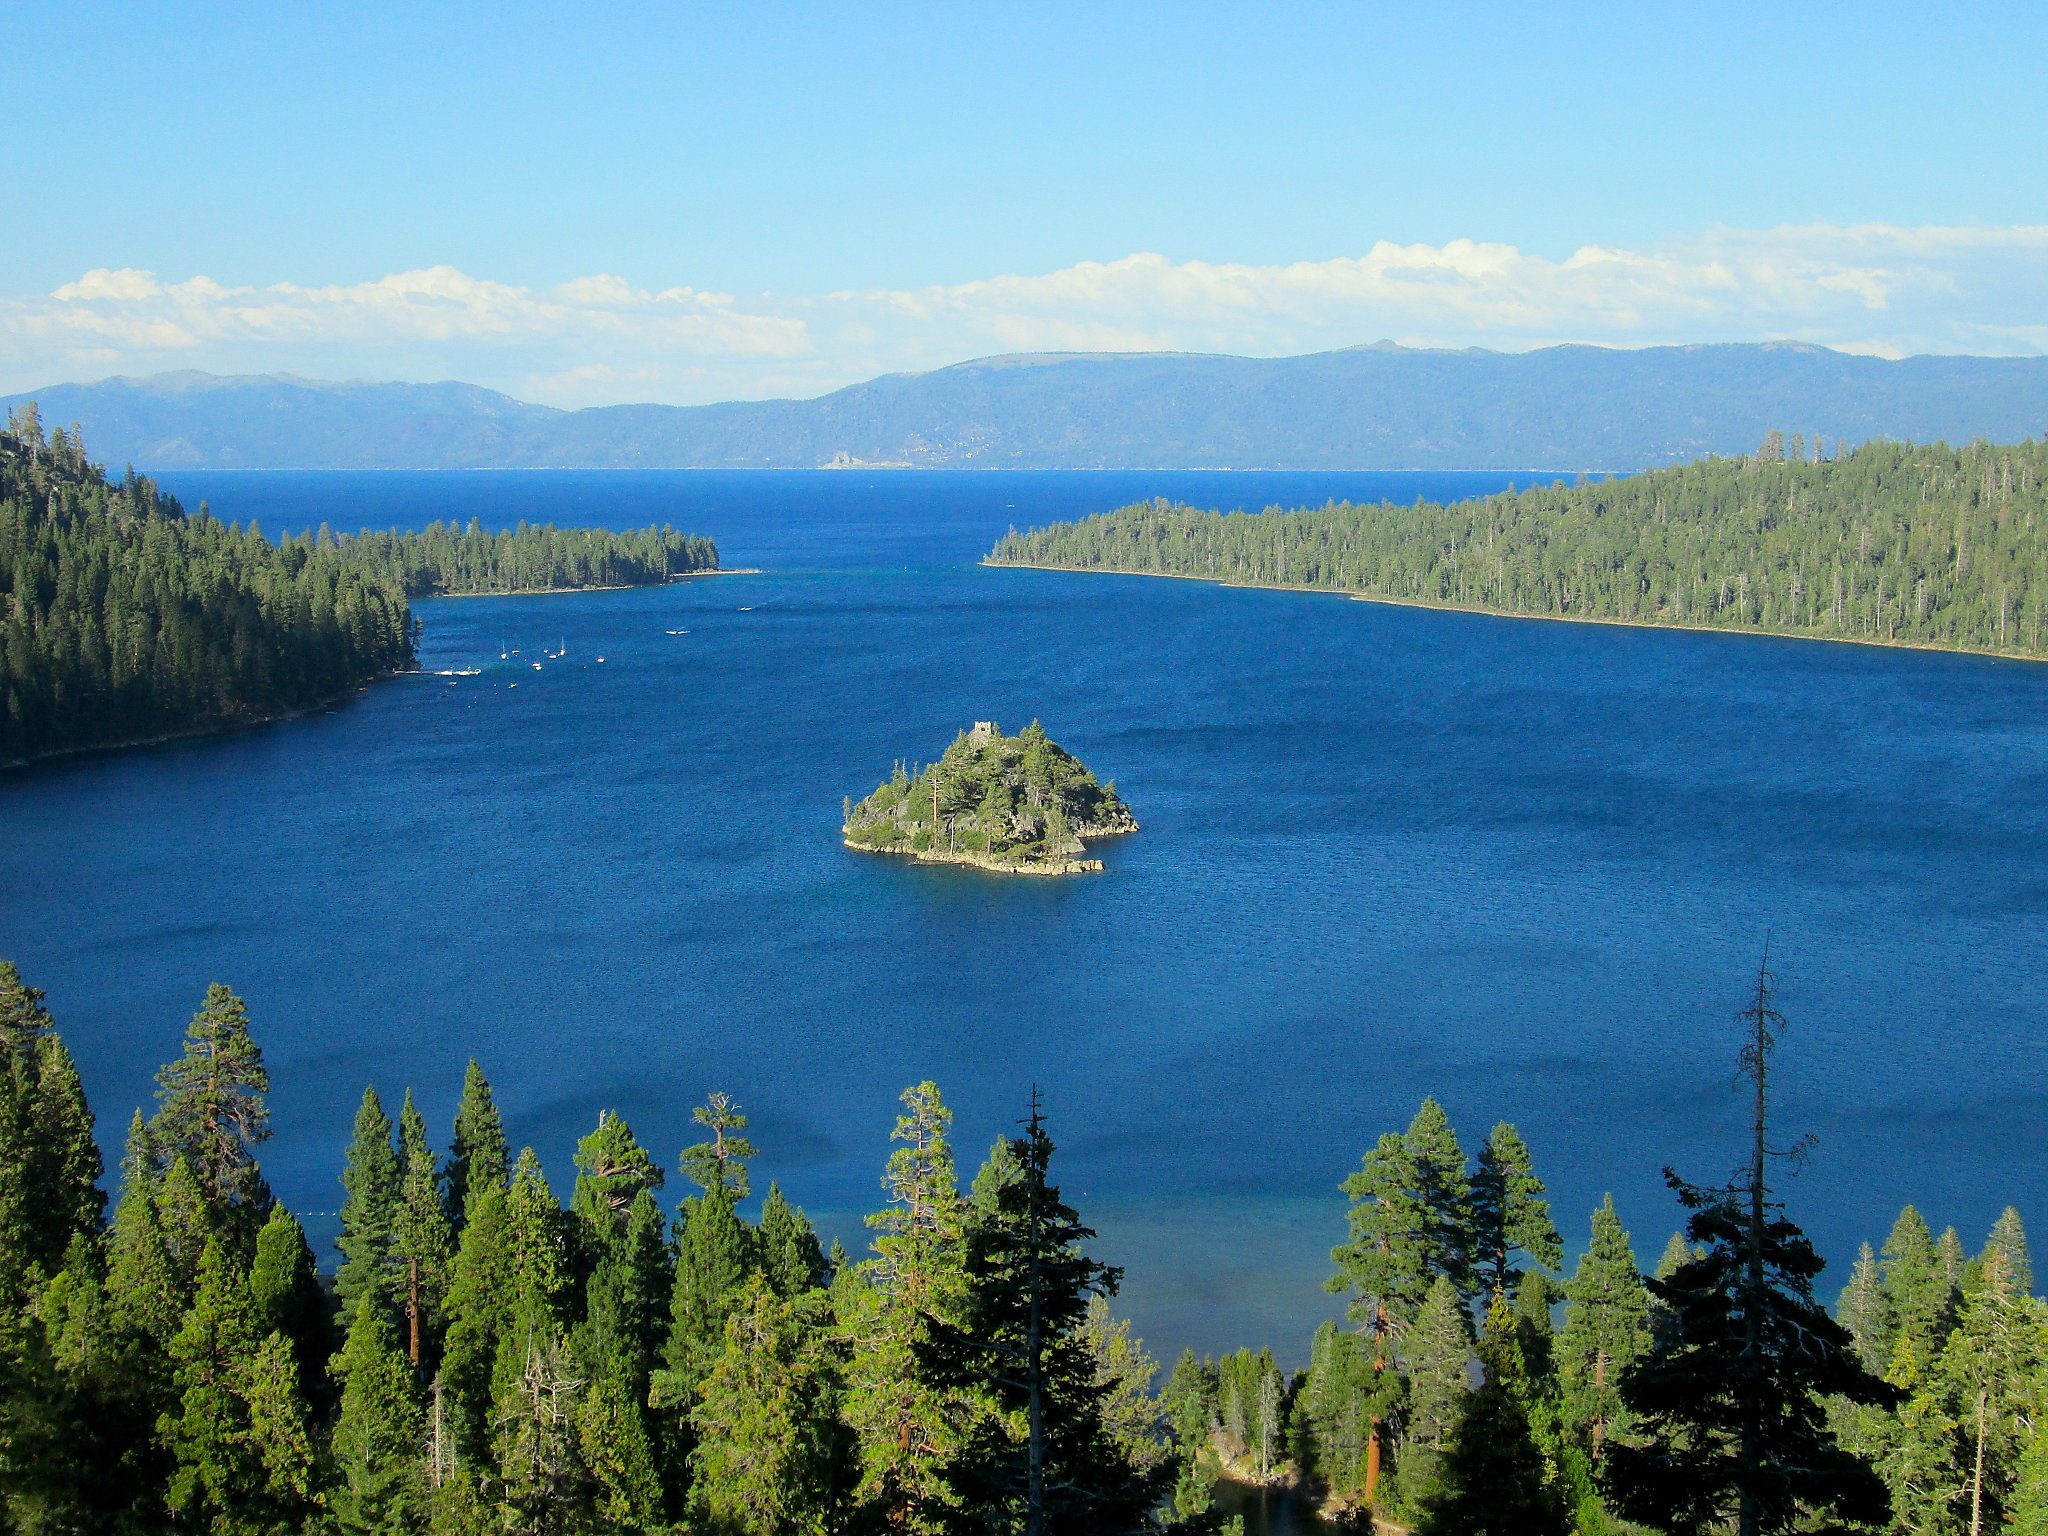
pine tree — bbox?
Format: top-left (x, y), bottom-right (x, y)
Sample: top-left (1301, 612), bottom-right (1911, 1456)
top-left (1895, 1249), bottom-right (2048, 1536)
top-left (1968, 1206), bottom-right (2034, 1298)
top-left (663, 1183), bottom-right (755, 1402)
top-left (1938, 1228), bottom-right (1969, 1319)
top-left (1469, 1121), bottom-right (1562, 1299)
top-left (249, 1203), bottom-right (333, 1407)
top-left (759, 1182), bottom-right (829, 1299)
top-left (481, 1156), bottom-right (587, 1533)
top-left (1326, 1124), bottom-right (1433, 1505)
top-left (1647, 1230), bottom-right (1694, 1355)
top-left (0, 961), bottom-right (58, 1305)
top-left (0, 966), bottom-right (113, 1533)
top-left (1406, 1098), bottom-right (1474, 1297)
top-left (1081, 1296), bottom-right (1170, 1483)
top-left (687, 1276), bottom-right (838, 1536)
top-left (0, 969), bottom-right (105, 1305)
top-left (1297, 1321), bottom-right (1374, 1504)
top-left (498, 1148), bottom-right (570, 1403)
top-left (445, 1061), bottom-right (508, 1228)
top-left (490, 1332), bottom-right (587, 1536)
top-left (1161, 1348), bottom-right (1217, 1455)
top-left (576, 1367), bottom-right (665, 1533)
top-left (24, 1034), bottom-right (105, 1274)
top-left (241, 1328), bottom-right (323, 1535)
top-left (572, 1173), bottom-right (671, 1528)
top-left (394, 1090), bottom-right (454, 1369)
top-left (440, 1180), bottom-right (512, 1470)
top-left (1833, 1241), bottom-right (1886, 1375)
top-left (1557, 1194), bottom-right (1650, 1460)
top-left (1399, 1274), bottom-right (1471, 1513)
top-left (840, 1080), bottom-right (974, 1533)
top-left (155, 1155), bottom-right (213, 1294)
top-left (1876, 1326), bottom-right (1951, 1535)
top-left (336, 1086), bottom-right (402, 1319)
top-left (149, 983), bottom-right (272, 1245)
top-left (1417, 1294), bottom-right (1571, 1536)
top-left (569, 1110), bottom-right (664, 1242)
top-left (933, 1097), bottom-right (1164, 1536)
top-left (0, 959), bottom-right (51, 1054)
top-left (18, 1234), bottom-right (167, 1534)
top-left (1881, 1205), bottom-right (1955, 1371)
top-left (1511, 1270), bottom-right (1596, 1527)
top-left (1602, 960), bottom-right (1896, 1536)
top-left (576, 1187), bottom-right (672, 1393)
top-left (160, 1236), bottom-right (263, 1533)
top-left (331, 1292), bottom-right (428, 1536)
top-left (678, 1091), bottom-right (757, 1200)
top-left (1158, 1349), bottom-right (1225, 1527)
top-left (105, 1118), bottom-right (183, 1361)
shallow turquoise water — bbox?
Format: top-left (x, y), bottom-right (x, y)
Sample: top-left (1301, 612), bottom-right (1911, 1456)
top-left (4, 469), bottom-right (2045, 1367)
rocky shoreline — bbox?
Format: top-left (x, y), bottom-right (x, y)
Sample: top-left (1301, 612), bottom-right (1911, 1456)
top-left (843, 839), bottom-right (1107, 876)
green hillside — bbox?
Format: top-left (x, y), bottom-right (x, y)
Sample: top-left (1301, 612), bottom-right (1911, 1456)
top-left (1, 408), bottom-right (719, 766)
top-left (989, 435), bottom-right (2048, 658)
top-left (0, 407), bottom-right (415, 765)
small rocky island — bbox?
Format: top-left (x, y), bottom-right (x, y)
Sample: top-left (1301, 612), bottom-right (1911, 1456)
top-left (843, 720), bottom-right (1137, 875)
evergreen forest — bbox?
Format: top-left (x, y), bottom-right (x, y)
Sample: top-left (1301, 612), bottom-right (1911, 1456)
top-left (0, 407), bottom-right (717, 766)
top-left (0, 953), bottom-right (2039, 1535)
top-left (987, 435), bottom-right (2048, 660)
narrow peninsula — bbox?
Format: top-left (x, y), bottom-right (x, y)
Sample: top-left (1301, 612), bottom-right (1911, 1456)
top-left (985, 436), bottom-right (2048, 661)
top-left (843, 720), bottom-right (1137, 875)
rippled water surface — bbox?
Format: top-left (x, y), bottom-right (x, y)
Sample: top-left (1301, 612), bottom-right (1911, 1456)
top-left (5, 468), bottom-right (2045, 1366)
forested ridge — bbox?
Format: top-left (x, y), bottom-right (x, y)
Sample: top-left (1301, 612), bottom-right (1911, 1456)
top-left (0, 954), bottom-right (2038, 1535)
top-left (345, 521), bottom-right (718, 599)
top-left (0, 407), bottom-right (415, 765)
top-left (988, 435), bottom-right (2048, 659)
top-left (0, 407), bottom-right (717, 766)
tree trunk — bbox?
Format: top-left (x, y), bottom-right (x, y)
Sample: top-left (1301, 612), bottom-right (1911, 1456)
top-left (1592, 1349), bottom-right (1608, 1459)
top-left (1972, 1388), bottom-right (1988, 1536)
top-left (1364, 1304), bottom-right (1388, 1504)
top-left (1737, 960), bottom-right (1773, 1536)
top-left (1025, 1179), bottom-right (1046, 1536)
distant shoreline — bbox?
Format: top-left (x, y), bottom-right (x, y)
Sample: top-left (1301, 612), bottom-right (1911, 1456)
top-left (0, 677), bottom-right (395, 774)
top-left (5, 571), bottom-right (770, 771)
top-left (429, 568), bottom-right (758, 599)
top-left (981, 559), bottom-right (2048, 666)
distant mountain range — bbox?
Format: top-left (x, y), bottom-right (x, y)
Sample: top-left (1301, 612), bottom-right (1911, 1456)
top-left (8, 342), bottom-right (2048, 472)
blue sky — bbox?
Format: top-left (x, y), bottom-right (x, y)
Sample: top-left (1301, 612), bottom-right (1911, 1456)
top-left (4, 3), bottom-right (2045, 403)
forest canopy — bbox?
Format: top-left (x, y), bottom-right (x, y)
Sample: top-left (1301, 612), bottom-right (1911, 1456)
top-left (0, 953), bottom-right (2038, 1535)
top-left (987, 435), bottom-right (2048, 660)
top-left (0, 407), bottom-right (717, 765)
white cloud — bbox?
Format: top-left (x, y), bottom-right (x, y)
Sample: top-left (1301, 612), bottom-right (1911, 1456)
top-left (4, 223), bottom-right (2045, 407)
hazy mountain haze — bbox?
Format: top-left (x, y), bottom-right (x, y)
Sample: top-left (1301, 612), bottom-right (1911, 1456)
top-left (11, 342), bottom-right (2048, 473)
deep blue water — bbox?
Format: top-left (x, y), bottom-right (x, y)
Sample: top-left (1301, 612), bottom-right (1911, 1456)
top-left (4, 469), bottom-right (2046, 1371)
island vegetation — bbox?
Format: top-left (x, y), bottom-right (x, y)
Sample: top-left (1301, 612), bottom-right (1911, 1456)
top-left (0, 953), bottom-right (2037, 1536)
top-left (842, 719), bottom-right (1138, 874)
top-left (0, 406), bottom-right (719, 766)
top-left (987, 435), bottom-right (2048, 660)
top-left (345, 520), bottom-right (718, 599)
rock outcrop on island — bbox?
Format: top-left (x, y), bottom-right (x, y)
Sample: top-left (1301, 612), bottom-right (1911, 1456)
top-left (842, 720), bottom-right (1137, 875)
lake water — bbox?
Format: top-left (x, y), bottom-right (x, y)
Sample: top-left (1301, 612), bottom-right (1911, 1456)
top-left (4, 469), bottom-right (2045, 1374)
